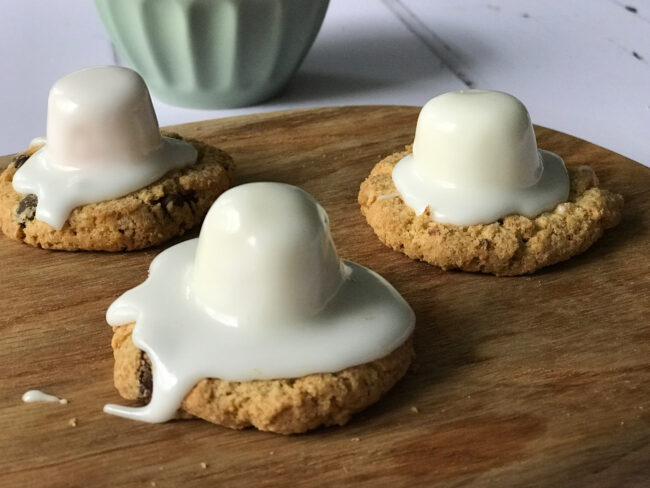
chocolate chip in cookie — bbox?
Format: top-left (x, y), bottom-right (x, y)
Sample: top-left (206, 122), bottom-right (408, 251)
top-left (12, 154), bottom-right (30, 170)
top-left (181, 190), bottom-right (198, 204)
top-left (15, 194), bottom-right (38, 224)
top-left (137, 354), bottom-right (153, 400)
top-left (157, 193), bottom-right (186, 212)
top-left (152, 190), bottom-right (199, 216)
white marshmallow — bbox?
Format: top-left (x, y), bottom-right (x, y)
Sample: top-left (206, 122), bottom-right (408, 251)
top-left (413, 90), bottom-right (542, 189)
top-left (12, 66), bottom-right (196, 229)
top-left (45, 66), bottom-right (162, 168)
top-left (192, 183), bottom-right (345, 329)
top-left (393, 90), bottom-right (569, 225)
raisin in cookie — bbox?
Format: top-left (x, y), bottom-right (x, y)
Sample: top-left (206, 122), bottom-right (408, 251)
top-left (358, 147), bottom-right (624, 276)
top-left (111, 322), bottom-right (414, 434)
top-left (0, 132), bottom-right (234, 251)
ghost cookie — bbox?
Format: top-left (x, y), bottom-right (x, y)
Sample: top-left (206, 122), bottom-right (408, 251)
top-left (359, 90), bottom-right (623, 276)
top-left (104, 183), bottom-right (415, 434)
top-left (0, 66), bottom-right (233, 251)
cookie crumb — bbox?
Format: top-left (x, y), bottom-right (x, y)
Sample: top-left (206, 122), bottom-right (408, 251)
top-left (350, 437), bottom-right (360, 442)
top-left (59, 398), bottom-right (68, 405)
top-left (200, 462), bottom-right (208, 469)
top-left (410, 406), bottom-right (419, 414)
top-left (68, 418), bottom-right (77, 427)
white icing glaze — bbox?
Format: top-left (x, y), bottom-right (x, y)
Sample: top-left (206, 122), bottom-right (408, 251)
top-left (14, 137), bottom-right (196, 230)
top-left (392, 90), bottom-right (569, 225)
top-left (393, 150), bottom-right (569, 224)
top-left (29, 136), bottom-right (46, 148)
top-left (22, 390), bottom-right (67, 404)
top-left (104, 183), bottom-right (415, 423)
top-left (12, 66), bottom-right (197, 230)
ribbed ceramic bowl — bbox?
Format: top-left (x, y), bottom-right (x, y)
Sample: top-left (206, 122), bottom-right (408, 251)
top-left (94, 0), bottom-right (329, 108)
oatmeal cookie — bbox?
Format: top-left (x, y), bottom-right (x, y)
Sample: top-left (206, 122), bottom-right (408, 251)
top-left (358, 147), bottom-right (623, 276)
top-left (111, 323), bottom-right (414, 434)
top-left (0, 132), bottom-right (234, 251)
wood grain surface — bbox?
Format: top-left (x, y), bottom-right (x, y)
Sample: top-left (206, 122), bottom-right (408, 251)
top-left (0, 106), bottom-right (648, 488)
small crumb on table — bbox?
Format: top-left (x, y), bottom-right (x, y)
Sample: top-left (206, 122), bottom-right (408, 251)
top-left (68, 418), bottom-right (77, 427)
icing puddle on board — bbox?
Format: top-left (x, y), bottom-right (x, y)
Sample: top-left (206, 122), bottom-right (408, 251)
top-left (22, 390), bottom-right (68, 404)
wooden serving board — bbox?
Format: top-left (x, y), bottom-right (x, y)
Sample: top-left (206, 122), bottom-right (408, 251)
top-left (0, 106), bottom-right (648, 488)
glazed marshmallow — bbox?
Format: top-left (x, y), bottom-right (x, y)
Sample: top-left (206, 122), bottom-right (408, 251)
top-left (393, 90), bottom-right (569, 225)
top-left (412, 90), bottom-right (543, 189)
top-left (45, 66), bottom-right (163, 168)
top-left (192, 183), bottom-right (345, 329)
top-left (12, 66), bottom-right (197, 229)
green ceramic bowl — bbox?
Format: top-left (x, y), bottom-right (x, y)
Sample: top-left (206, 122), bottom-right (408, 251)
top-left (94, 0), bottom-right (329, 108)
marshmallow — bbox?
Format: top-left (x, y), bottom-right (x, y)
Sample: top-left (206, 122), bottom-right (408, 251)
top-left (46, 66), bottom-right (162, 168)
top-left (12, 66), bottom-right (197, 229)
top-left (393, 90), bottom-right (569, 225)
top-left (413, 90), bottom-right (542, 188)
top-left (193, 183), bottom-right (345, 328)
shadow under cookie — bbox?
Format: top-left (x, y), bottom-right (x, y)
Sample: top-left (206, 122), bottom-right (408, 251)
top-left (358, 148), bottom-right (624, 276)
top-left (111, 323), bottom-right (414, 435)
top-left (0, 133), bottom-right (234, 251)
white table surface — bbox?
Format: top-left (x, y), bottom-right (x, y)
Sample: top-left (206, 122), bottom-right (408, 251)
top-left (1, 0), bottom-right (648, 167)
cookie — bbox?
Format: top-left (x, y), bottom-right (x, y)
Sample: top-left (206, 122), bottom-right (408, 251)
top-left (111, 322), bottom-right (414, 434)
top-left (0, 132), bottom-right (234, 251)
top-left (358, 147), bottom-right (624, 276)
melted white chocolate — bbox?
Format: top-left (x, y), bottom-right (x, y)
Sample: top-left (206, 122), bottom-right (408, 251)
top-left (104, 183), bottom-right (415, 423)
top-left (392, 90), bottom-right (569, 225)
top-left (12, 67), bottom-right (197, 230)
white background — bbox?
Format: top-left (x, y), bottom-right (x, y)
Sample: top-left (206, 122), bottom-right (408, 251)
top-left (1, 0), bottom-right (648, 166)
